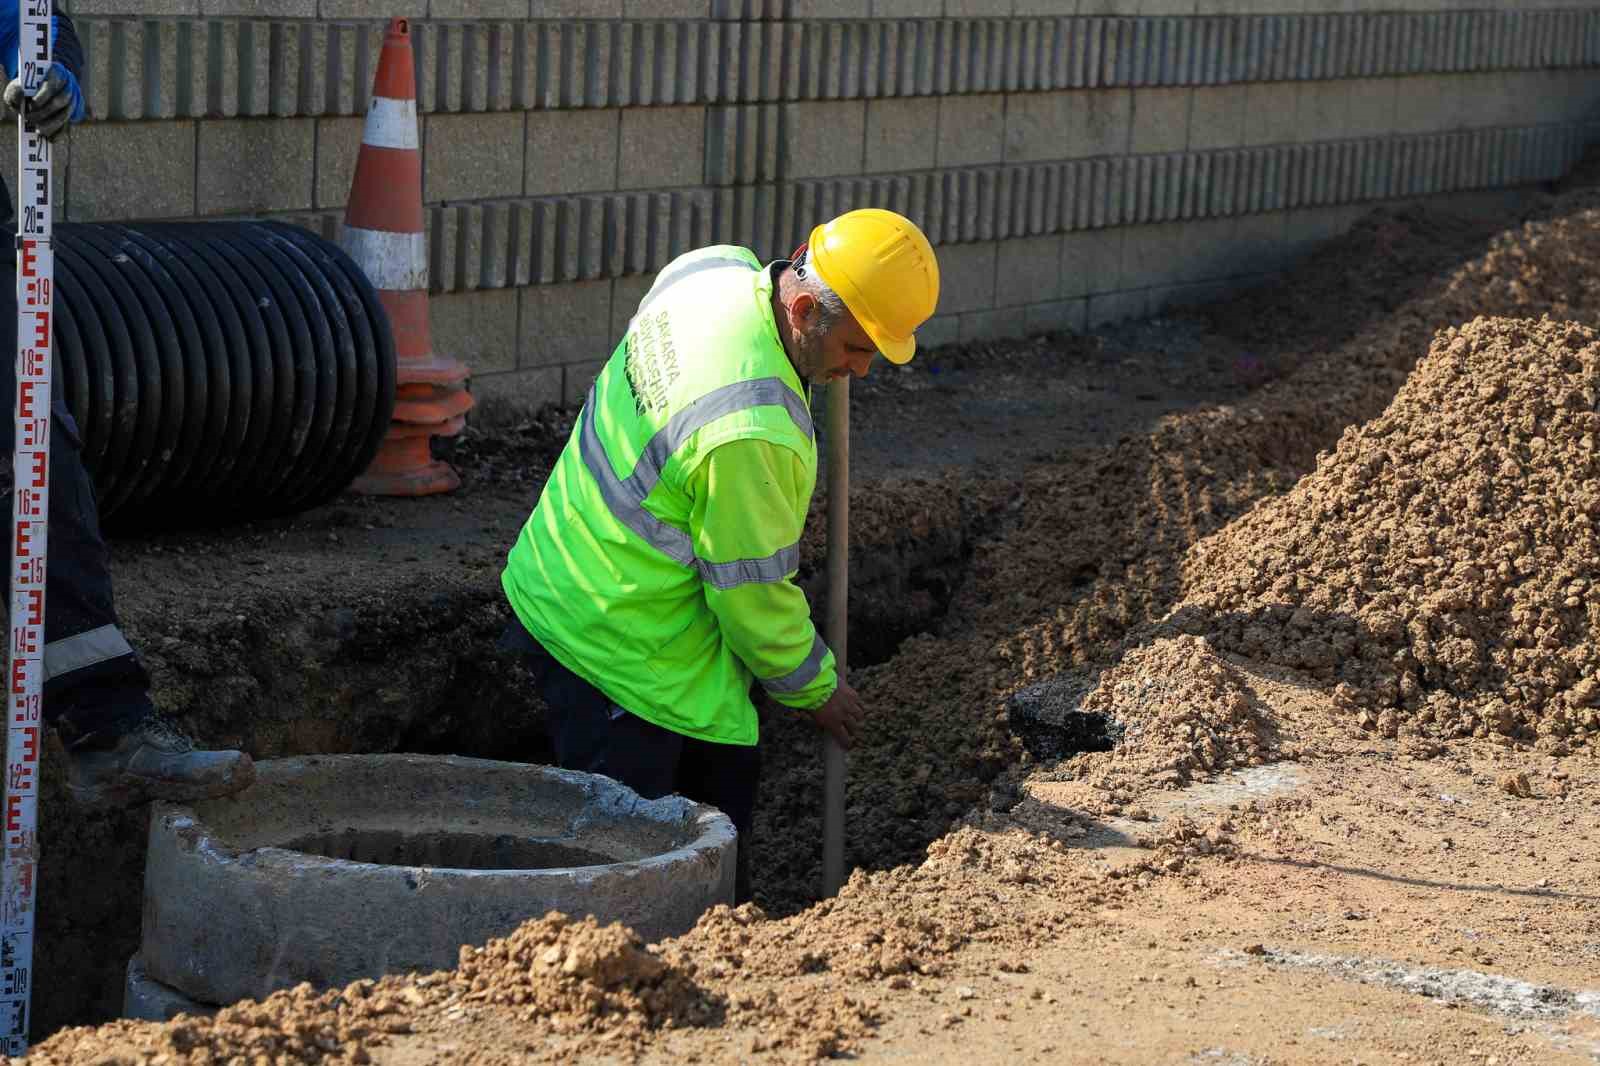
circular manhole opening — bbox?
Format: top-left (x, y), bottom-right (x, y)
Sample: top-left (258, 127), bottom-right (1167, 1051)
top-left (279, 828), bottom-right (618, 870)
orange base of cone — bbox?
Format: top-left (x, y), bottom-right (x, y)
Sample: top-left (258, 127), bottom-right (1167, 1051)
top-left (399, 354), bottom-right (473, 389)
top-left (351, 457), bottom-right (460, 497)
top-left (350, 415), bottom-right (467, 498)
top-left (394, 383), bottom-right (476, 425)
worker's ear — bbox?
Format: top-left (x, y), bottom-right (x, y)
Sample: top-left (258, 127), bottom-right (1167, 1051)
top-left (789, 291), bottom-right (818, 329)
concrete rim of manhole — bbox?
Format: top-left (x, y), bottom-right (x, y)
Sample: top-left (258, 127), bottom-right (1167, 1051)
top-left (137, 753), bottom-right (738, 1009)
top-left (157, 753), bottom-right (735, 879)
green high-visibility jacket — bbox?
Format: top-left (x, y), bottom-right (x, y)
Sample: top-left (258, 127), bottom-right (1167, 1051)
top-left (501, 245), bottom-right (837, 747)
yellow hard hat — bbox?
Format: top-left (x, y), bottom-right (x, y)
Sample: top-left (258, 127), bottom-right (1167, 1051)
top-left (804, 208), bottom-right (940, 365)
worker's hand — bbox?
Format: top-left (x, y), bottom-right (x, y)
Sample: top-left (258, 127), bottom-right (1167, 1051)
top-left (811, 681), bottom-right (865, 751)
top-left (4, 65), bottom-right (74, 141)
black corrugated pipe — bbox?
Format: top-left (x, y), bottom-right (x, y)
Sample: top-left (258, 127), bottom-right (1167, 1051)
top-left (43, 221), bottom-right (397, 528)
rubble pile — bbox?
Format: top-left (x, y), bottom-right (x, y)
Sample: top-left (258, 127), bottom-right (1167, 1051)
top-left (1178, 316), bottom-right (1600, 747)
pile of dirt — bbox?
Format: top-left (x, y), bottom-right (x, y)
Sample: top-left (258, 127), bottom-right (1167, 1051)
top-left (1008, 188), bottom-right (1600, 789)
top-left (969, 206), bottom-right (1538, 717)
top-left (1062, 635), bottom-right (1280, 799)
top-left (25, 980), bottom-right (385, 1065)
top-left (447, 913), bottom-right (715, 1041)
top-left (645, 806), bottom-right (1193, 1062)
top-left (1205, 203), bottom-right (1516, 357)
top-left (1175, 315), bottom-right (1600, 748)
top-left (1438, 190), bottom-right (1600, 330)
top-left (27, 916), bottom-right (716, 1066)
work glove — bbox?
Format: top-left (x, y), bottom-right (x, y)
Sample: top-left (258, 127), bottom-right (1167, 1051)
top-left (4, 64), bottom-right (74, 141)
top-left (811, 679), bottom-right (866, 751)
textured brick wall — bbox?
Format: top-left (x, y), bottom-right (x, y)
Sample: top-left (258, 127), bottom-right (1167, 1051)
top-left (41, 0), bottom-right (1600, 413)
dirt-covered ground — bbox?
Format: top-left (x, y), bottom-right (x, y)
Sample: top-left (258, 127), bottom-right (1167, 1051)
top-left (19, 168), bottom-right (1600, 1062)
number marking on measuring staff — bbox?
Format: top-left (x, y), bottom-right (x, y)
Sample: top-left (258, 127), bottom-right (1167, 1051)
top-left (2, 0), bottom-right (55, 1052)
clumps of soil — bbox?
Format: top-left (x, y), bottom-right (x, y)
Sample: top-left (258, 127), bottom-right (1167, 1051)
top-left (1498, 770), bottom-right (1536, 798)
top-left (25, 980), bottom-right (386, 1065)
top-left (658, 817), bottom-right (1117, 1059)
top-left (449, 912), bottom-right (715, 1037)
top-left (28, 915), bottom-right (718, 1066)
top-left (1108, 816), bottom-right (1240, 884)
top-left (1056, 637), bottom-right (1278, 806)
top-left (664, 905), bottom-right (886, 1059)
top-left (1447, 190), bottom-right (1600, 325)
top-left (1178, 316), bottom-right (1600, 749)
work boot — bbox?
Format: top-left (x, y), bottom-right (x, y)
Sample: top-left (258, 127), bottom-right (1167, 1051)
top-left (66, 713), bottom-right (256, 810)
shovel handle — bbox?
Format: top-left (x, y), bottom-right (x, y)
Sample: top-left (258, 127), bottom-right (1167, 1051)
top-left (823, 376), bottom-right (849, 898)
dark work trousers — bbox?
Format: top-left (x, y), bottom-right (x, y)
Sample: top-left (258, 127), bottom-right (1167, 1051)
top-left (500, 621), bottom-right (761, 905)
top-left (0, 266), bottom-right (155, 747)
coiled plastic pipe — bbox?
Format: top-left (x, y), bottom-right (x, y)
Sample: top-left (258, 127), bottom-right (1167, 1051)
top-left (44, 221), bottom-right (397, 527)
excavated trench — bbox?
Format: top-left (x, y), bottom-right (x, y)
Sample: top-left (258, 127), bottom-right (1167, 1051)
top-left (35, 485), bottom-right (1064, 1040)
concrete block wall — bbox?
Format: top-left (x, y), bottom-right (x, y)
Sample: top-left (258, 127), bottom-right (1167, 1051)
top-left (42, 1), bottom-right (1600, 412)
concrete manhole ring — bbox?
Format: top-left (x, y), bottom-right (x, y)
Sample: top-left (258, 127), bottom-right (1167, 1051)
top-left (137, 753), bottom-right (736, 1009)
top-left (124, 954), bottom-right (216, 1023)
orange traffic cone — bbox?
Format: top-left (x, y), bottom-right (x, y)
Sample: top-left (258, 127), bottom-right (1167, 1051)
top-left (343, 16), bottom-right (474, 497)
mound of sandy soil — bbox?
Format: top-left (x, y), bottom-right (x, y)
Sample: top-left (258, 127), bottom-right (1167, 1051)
top-left (1177, 316), bottom-right (1600, 748)
top-left (1066, 635), bottom-right (1280, 794)
top-left (1023, 188), bottom-right (1600, 787)
top-left (27, 916), bottom-right (714, 1066)
top-left (448, 913), bottom-right (712, 1036)
top-left (1446, 190), bottom-right (1600, 325)
top-left (25, 980), bottom-right (382, 1065)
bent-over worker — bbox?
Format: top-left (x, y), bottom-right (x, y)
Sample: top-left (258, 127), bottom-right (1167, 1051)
top-left (500, 208), bottom-right (941, 903)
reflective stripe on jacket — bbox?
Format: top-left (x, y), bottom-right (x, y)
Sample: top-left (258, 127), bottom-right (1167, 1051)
top-left (501, 245), bottom-right (837, 746)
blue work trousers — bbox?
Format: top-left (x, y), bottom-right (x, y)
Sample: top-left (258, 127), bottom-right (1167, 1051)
top-left (501, 621), bottom-right (761, 905)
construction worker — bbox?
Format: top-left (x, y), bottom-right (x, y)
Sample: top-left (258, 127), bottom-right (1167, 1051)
top-left (0, 4), bottom-right (255, 808)
top-left (500, 208), bottom-right (940, 903)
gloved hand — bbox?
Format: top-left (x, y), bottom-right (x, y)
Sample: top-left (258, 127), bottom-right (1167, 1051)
top-left (4, 64), bottom-right (74, 141)
top-left (811, 679), bottom-right (866, 751)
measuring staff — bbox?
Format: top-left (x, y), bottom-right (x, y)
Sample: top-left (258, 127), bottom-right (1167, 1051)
top-left (1, 0), bottom-right (62, 1048)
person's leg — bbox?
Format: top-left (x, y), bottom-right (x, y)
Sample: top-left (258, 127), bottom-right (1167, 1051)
top-left (0, 305), bottom-right (150, 743)
top-left (0, 272), bottom-right (253, 806)
top-left (676, 737), bottom-right (761, 905)
top-left (504, 620), bottom-right (682, 800)
top-left (506, 620), bottom-right (756, 896)
top-left (35, 402), bottom-right (158, 745)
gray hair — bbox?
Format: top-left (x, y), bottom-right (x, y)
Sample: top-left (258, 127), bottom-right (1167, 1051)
top-left (793, 250), bottom-right (850, 330)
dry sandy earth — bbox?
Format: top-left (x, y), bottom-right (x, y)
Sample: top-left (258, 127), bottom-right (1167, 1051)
top-left (379, 735), bottom-right (1600, 1066)
top-left (17, 169), bottom-right (1600, 1062)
